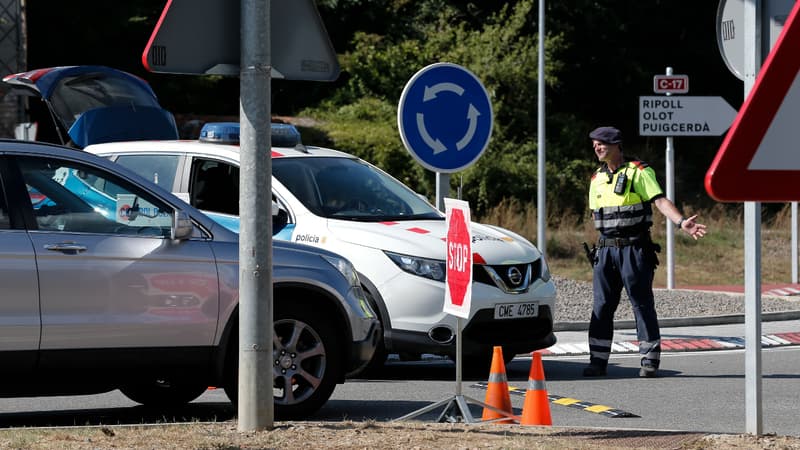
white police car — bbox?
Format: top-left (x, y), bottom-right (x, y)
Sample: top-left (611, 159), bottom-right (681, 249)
top-left (85, 123), bottom-right (556, 371)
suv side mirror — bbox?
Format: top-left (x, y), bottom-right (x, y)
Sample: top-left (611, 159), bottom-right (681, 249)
top-left (171, 210), bottom-right (193, 240)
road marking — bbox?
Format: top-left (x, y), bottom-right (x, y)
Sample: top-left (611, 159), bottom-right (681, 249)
top-left (545, 332), bottom-right (800, 356)
top-left (470, 382), bottom-right (639, 418)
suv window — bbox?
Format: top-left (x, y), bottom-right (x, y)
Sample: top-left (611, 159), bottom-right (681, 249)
top-left (17, 156), bottom-right (173, 236)
top-left (115, 154), bottom-right (180, 190)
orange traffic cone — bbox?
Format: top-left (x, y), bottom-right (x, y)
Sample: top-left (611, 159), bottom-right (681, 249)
top-left (520, 351), bottom-right (552, 426)
top-left (481, 346), bottom-right (514, 423)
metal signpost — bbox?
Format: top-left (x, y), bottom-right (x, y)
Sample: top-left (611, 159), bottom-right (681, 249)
top-left (143, 0), bottom-right (339, 431)
top-left (537, 0), bottom-right (547, 257)
top-left (652, 68), bottom-right (687, 290)
top-left (707, 0), bottom-right (800, 436)
top-left (639, 86), bottom-right (737, 289)
top-left (396, 64), bottom-right (495, 423)
top-left (717, 0), bottom-right (799, 283)
top-left (396, 198), bottom-right (506, 423)
top-left (397, 63), bottom-right (493, 211)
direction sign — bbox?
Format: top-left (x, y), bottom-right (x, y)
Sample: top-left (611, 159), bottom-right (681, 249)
top-left (639, 96), bottom-right (737, 136)
top-left (444, 198), bottom-right (472, 319)
top-left (142, 0), bottom-right (339, 81)
top-left (398, 63), bottom-right (493, 173)
top-left (653, 74), bottom-right (689, 94)
top-left (706, 1), bottom-right (800, 201)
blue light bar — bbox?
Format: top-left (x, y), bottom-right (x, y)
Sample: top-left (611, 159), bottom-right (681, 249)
top-left (199, 122), bottom-right (240, 143)
top-left (199, 122), bottom-right (302, 147)
top-left (271, 123), bottom-right (302, 147)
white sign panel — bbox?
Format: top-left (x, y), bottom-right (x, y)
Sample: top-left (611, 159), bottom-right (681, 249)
top-left (639, 96), bottom-right (737, 136)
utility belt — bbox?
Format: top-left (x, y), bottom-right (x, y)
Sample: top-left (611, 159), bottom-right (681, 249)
top-left (597, 233), bottom-right (652, 248)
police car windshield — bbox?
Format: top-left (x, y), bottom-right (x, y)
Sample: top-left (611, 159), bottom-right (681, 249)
top-left (273, 156), bottom-right (442, 221)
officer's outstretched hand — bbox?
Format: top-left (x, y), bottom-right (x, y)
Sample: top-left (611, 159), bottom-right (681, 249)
top-left (680, 214), bottom-right (706, 240)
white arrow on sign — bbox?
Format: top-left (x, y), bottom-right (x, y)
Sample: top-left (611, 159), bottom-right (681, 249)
top-left (639, 96), bottom-right (738, 136)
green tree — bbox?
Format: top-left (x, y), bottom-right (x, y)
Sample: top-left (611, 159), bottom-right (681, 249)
top-left (310, 0), bottom-right (575, 215)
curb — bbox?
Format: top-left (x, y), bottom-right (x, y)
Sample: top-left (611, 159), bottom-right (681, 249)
top-left (553, 310), bottom-right (800, 332)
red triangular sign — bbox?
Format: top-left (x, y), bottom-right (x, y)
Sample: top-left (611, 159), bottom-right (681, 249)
top-left (705, 1), bottom-right (800, 202)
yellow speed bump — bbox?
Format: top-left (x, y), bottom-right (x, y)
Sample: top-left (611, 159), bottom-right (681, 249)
top-left (470, 382), bottom-right (638, 418)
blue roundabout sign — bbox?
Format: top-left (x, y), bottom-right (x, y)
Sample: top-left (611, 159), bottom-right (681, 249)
top-left (398, 63), bottom-right (493, 173)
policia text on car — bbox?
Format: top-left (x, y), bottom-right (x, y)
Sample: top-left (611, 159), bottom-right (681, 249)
top-left (582, 126), bottom-right (707, 379)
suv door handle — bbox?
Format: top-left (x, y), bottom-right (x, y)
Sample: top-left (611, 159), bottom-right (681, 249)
top-left (43, 242), bottom-right (88, 253)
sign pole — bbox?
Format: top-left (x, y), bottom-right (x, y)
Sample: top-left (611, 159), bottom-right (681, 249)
top-left (536, 0), bottom-right (546, 258)
top-left (649, 69), bottom-right (694, 289)
top-left (709, 0), bottom-right (800, 435)
top-left (793, 202), bottom-right (798, 283)
top-left (743, 0), bottom-right (762, 436)
top-left (396, 66), bottom-right (499, 422)
top-left (142, 0), bottom-right (340, 433)
top-left (664, 67), bottom-right (676, 290)
top-left (436, 172), bottom-right (450, 211)
top-left (395, 199), bottom-right (513, 424)
top-left (238, 0), bottom-right (274, 431)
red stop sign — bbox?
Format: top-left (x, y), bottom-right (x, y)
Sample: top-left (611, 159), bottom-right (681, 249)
top-left (446, 207), bottom-right (472, 314)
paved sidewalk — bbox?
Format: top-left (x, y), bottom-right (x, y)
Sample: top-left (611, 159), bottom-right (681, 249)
top-left (546, 319), bottom-right (800, 356)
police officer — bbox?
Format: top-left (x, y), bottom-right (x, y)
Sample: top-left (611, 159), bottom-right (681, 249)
top-left (584, 126), bottom-right (706, 378)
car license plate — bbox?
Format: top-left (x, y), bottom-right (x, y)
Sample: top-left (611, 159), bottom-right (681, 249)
top-left (494, 302), bottom-right (538, 319)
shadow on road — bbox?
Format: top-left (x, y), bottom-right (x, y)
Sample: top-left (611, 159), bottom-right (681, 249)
top-left (0, 402), bottom-right (235, 428)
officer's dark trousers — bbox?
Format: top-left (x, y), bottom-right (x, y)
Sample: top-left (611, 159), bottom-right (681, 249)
top-left (589, 244), bottom-right (662, 369)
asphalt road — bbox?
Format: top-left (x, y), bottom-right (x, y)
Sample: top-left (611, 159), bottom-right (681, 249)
top-left (321, 345), bottom-right (800, 436)
top-left (1, 344), bottom-right (798, 437)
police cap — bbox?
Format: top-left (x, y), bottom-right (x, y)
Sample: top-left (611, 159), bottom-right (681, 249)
top-left (589, 126), bottom-right (623, 144)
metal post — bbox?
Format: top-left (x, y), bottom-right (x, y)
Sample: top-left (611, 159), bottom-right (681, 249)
top-left (793, 202), bottom-right (798, 283)
top-left (436, 172), bottom-right (450, 212)
top-left (536, 0), bottom-right (546, 257)
top-left (238, 0), bottom-right (274, 431)
top-left (743, 0), bottom-right (763, 436)
top-left (664, 66), bottom-right (675, 290)
top-left (455, 317), bottom-right (462, 396)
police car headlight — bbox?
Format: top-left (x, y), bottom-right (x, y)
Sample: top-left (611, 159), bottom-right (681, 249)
top-left (385, 251), bottom-right (446, 282)
top-left (322, 255), bottom-right (360, 288)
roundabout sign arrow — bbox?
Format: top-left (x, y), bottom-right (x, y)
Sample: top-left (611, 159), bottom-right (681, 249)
top-left (398, 63), bottom-right (493, 173)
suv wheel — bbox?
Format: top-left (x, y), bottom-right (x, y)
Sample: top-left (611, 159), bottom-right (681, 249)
top-left (224, 300), bottom-right (342, 419)
top-left (120, 379), bottom-right (209, 407)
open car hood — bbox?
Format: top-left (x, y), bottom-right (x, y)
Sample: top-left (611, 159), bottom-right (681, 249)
top-left (3, 65), bottom-right (178, 148)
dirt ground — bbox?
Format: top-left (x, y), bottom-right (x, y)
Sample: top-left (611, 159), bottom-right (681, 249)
top-left (1, 421), bottom-right (799, 450)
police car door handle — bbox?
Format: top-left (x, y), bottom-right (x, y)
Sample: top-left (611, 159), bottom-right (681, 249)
top-left (43, 242), bottom-right (88, 253)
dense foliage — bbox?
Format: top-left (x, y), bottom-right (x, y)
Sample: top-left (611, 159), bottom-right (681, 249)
top-left (24, 0), bottom-right (746, 219)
